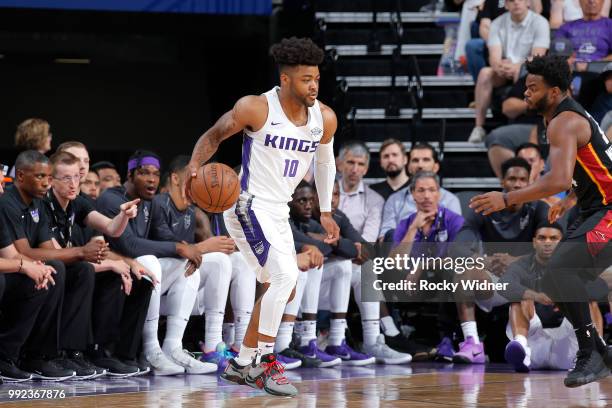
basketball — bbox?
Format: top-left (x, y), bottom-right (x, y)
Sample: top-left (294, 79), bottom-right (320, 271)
top-left (190, 163), bottom-right (240, 213)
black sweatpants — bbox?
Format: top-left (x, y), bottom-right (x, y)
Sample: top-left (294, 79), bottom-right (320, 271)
top-left (60, 261), bottom-right (95, 351)
top-left (22, 260), bottom-right (66, 358)
top-left (92, 272), bottom-right (153, 360)
top-left (543, 208), bottom-right (612, 333)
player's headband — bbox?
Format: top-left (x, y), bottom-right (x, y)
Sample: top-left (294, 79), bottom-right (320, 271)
top-left (128, 156), bottom-right (160, 172)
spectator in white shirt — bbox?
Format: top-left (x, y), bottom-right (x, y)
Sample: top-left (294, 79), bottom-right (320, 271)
top-left (468, 0), bottom-right (550, 143)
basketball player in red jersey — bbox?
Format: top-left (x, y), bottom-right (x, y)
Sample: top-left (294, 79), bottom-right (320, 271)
top-left (187, 37), bottom-right (339, 397)
top-left (470, 55), bottom-right (612, 388)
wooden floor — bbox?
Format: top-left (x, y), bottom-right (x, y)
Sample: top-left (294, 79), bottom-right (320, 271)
top-left (1, 364), bottom-right (611, 407)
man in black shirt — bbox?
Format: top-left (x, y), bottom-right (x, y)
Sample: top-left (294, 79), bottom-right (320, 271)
top-left (45, 151), bottom-right (148, 377)
top-left (369, 139), bottom-right (410, 201)
top-left (500, 222), bottom-right (607, 372)
top-left (0, 151), bottom-right (76, 381)
top-left (97, 150), bottom-right (205, 376)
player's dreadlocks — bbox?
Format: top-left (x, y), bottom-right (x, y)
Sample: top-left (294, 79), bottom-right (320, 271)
top-left (269, 37), bottom-right (324, 69)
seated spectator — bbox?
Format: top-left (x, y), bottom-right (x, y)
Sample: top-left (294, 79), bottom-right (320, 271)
top-left (91, 161), bottom-right (121, 193)
top-left (380, 143), bottom-right (462, 241)
top-left (486, 39), bottom-right (577, 176)
top-left (370, 138), bottom-right (410, 201)
top-left (96, 150), bottom-right (209, 376)
top-left (81, 170), bottom-right (100, 200)
top-left (337, 140), bottom-right (385, 242)
top-left (148, 155), bottom-right (236, 371)
top-left (450, 157), bottom-right (549, 364)
top-left (549, 0), bottom-right (611, 29)
top-left (468, 0), bottom-right (549, 143)
top-left (500, 222), bottom-right (608, 371)
top-left (44, 151), bottom-right (147, 378)
top-left (15, 118), bottom-right (52, 155)
top-left (389, 171), bottom-right (465, 361)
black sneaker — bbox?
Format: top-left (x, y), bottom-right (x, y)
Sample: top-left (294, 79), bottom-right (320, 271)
top-left (121, 355), bottom-right (150, 377)
top-left (280, 348), bottom-right (321, 368)
top-left (564, 349), bottom-right (610, 388)
top-left (52, 354), bottom-right (96, 380)
top-left (90, 355), bottom-right (139, 377)
top-left (67, 351), bottom-right (106, 379)
top-left (19, 357), bottom-right (75, 381)
top-left (384, 334), bottom-right (435, 361)
top-left (0, 358), bottom-right (32, 382)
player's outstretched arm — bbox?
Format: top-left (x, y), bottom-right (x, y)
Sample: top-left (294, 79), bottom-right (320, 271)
top-left (470, 112), bottom-right (582, 215)
top-left (189, 95), bottom-right (267, 174)
top-left (316, 102), bottom-right (340, 244)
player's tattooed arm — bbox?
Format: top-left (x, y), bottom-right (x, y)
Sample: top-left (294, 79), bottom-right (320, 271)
top-left (190, 95), bottom-right (267, 168)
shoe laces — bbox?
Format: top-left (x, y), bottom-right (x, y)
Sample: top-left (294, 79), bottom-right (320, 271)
top-left (262, 359), bottom-right (289, 385)
top-left (177, 349), bottom-right (198, 366)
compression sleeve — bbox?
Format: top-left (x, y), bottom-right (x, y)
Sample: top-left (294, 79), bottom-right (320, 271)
top-left (314, 139), bottom-right (336, 213)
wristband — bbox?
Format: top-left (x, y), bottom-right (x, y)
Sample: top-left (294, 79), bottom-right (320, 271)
top-left (502, 192), bottom-right (509, 208)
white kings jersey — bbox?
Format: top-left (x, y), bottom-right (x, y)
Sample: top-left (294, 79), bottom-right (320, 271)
top-left (239, 86), bottom-right (324, 204)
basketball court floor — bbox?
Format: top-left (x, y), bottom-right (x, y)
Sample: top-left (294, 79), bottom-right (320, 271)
top-left (1, 363), bottom-right (610, 407)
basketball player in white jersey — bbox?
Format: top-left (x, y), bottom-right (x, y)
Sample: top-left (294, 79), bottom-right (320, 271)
top-left (188, 37), bottom-right (339, 397)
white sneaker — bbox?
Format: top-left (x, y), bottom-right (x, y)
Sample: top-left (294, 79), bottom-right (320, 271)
top-left (144, 349), bottom-right (184, 376)
top-left (468, 126), bottom-right (486, 143)
top-left (363, 335), bottom-right (413, 365)
top-left (167, 348), bottom-right (217, 375)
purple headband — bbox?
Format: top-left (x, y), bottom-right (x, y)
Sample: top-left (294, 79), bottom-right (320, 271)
top-left (128, 156), bottom-right (160, 172)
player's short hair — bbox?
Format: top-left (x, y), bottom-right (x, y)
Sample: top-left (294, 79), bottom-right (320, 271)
top-left (56, 141), bottom-right (87, 153)
top-left (515, 142), bottom-right (542, 158)
top-left (338, 140), bottom-right (370, 164)
top-left (127, 150), bottom-right (161, 177)
top-left (49, 151), bottom-right (79, 176)
top-left (167, 155), bottom-right (191, 176)
top-left (525, 55), bottom-right (571, 92)
top-left (501, 157), bottom-right (531, 179)
top-left (535, 221), bottom-right (564, 234)
top-left (14, 150), bottom-right (49, 172)
top-left (380, 138), bottom-right (406, 156)
top-left (409, 171), bottom-right (440, 192)
top-left (410, 142), bottom-right (439, 164)
top-left (15, 118), bottom-right (50, 151)
top-left (270, 37), bottom-right (325, 69)
top-left (91, 161), bottom-right (117, 173)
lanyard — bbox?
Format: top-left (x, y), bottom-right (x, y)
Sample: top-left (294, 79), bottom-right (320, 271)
top-left (47, 193), bottom-right (73, 248)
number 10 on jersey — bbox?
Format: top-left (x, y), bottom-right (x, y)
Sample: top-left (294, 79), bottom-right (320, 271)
top-left (283, 159), bottom-right (299, 177)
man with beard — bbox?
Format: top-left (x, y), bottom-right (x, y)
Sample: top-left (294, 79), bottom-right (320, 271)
top-left (370, 139), bottom-right (410, 201)
top-left (471, 55), bottom-right (612, 387)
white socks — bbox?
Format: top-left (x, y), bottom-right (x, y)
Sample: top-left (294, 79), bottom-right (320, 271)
top-left (233, 310), bottom-right (251, 350)
top-left (362, 320), bottom-right (380, 346)
top-left (461, 321), bottom-right (480, 344)
top-left (142, 316), bottom-right (162, 355)
top-left (204, 312), bottom-right (224, 352)
top-left (236, 344), bottom-right (257, 366)
top-left (298, 320), bottom-right (317, 347)
top-left (329, 319), bottom-right (346, 347)
top-left (162, 316), bottom-right (188, 354)
top-left (274, 321), bottom-right (294, 352)
top-left (380, 316), bottom-right (400, 337)
top-left (514, 334), bottom-right (528, 348)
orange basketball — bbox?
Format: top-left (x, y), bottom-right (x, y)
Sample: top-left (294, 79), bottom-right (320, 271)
top-left (190, 163), bottom-right (240, 213)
